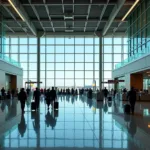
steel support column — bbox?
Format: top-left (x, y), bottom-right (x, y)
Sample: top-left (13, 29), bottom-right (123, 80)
top-left (37, 36), bottom-right (40, 88)
top-left (99, 36), bottom-right (102, 90)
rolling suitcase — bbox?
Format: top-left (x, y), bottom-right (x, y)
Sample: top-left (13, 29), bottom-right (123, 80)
top-left (124, 104), bottom-right (130, 114)
top-left (53, 101), bottom-right (59, 110)
top-left (31, 101), bottom-right (36, 111)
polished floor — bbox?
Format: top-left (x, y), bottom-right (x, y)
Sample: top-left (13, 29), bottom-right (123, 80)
top-left (0, 94), bottom-right (150, 150)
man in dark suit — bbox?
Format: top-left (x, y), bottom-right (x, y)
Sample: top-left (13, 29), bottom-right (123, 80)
top-left (33, 88), bottom-right (41, 111)
top-left (50, 87), bottom-right (57, 102)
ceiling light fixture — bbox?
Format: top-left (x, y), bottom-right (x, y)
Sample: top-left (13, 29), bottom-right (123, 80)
top-left (122, 0), bottom-right (140, 21)
top-left (8, 0), bottom-right (25, 21)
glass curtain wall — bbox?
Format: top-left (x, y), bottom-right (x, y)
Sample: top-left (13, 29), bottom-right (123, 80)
top-left (4, 36), bottom-right (37, 87)
top-left (40, 36), bottom-right (99, 89)
top-left (102, 36), bottom-right (128, 89)
top-left (128, 0), bottom-right (150, 57)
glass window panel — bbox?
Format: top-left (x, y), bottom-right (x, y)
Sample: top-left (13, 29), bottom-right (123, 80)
top-left (95, 54), bottom-right (99, 62)
top-left (95, 38), bottom-right (99, 45)
top-left (20, 54), bottom-right (28, 62)
top-left (56, 79), bottom-right (64, 87)
top-left (5, 45), bottom-right (9, 53)
top-left (124, 38), bottom-right (128, 44)
top-left (56, 38), bottom-right (64, 44)
top-left (114, 46), bottom-right (122, 53)
top-left (23, 71), bottom-right (28, 78)
top-left (85, 46), bottom-right (93, 53)
top-left (104, 71), bottom-right (112, 78)
top-left (56, 46), bottom-right (64, 53)
top-left (41, 46), bottom-right (45, 53)
top-left (124, 54), bottom-right (128, 60)
top-left (56, 71), bottom-right (64, 78)
top-left (65, 54), bottom-right (74, 62)
top-left (21, 63), bottom-right (28, 70)
top-left (75, 54), bottom-right (84, 62)
top-left (65, 46), bottom-right (74, 53)
top-left (75, 46), bottom-right (84, 53)
top-left (85, 38), bottom-right (93, 44)
top-left (29, 71), bottom-right (37, 78)
top-left (46, 38), bottom-right (54, 44)
top-left (104, 38), bottom-right (112, 44)
top-left (40, 37), bottom-right (45, 44)
top-left (29, 45), bottom-right (37, 53)
top-left (29, 38), bottom-right (37, 44)
top-left (65, 79), bottom-right (74, 87)
top-left (40, 71), bottom-right (45, 78)
top-left (29, 63), bottom-right (37, 70)
top-left (104, 46), bottom-right (112, 53)
top-left (95, 71), bottom-right (99, 78)
top-left (124, 45), bottom-right (128, 53)
top-left (95, 46), bottom-right (99, 53)
top-left (56, 54), bottom-right (64, 62)
top-left (95, 63), bottom-right (99, 70)
top-left (65, 71), bottom-right (74, 78)
top-left (85, 79), bottom-right (92, 87)
top-left (46, 54), bottom-right (54, 62)
top-left (6, 38), bottom-right (9, 44)
top-left (85, 71), bottom-right (93, 78)
top-left (65, 63), bottom-right (74, 70)
top-left (40, 79), bottom-right (45, 88)
top-left (47, 71), bottom-right (54, 78)
top-left (75, 38), bottom-right (84, 44)
top-left (46, 79), bottom-right (54, 87)
top-left (104, 54), bottom-right (112, 62)
top-left (47, 63), bottom-right (54, 70)
top-left (65, 37), bottom-right (74, 44)
top-left (56, 63), bottom-right (64, 70)
top-left (75, 79), bottom-right (84, 87)
top-left (104, 63), bottom-right (112, 70)
top-left (20, 45), bottom-right (28, 53)
top-left (75, 71), bottom-right (84, 78)
top-left (114, 38), bottom-right (122, 44)
top-left (75, 63), bottom-right (84, 70)
top-left (40, 63), bottom-right (45, 70)
top-left (20, 38), bottom-right (27, 44)
top-left (85, 54), bottom-right (93, 62)
top-left (29, 54), bottom-right (37, 62)
top-left (114, 54), bottom-right (122, 62)
top-left (40, 54), bottom-right (45, 62)
top-left (11, 38), bottom-right (18, 44)
top-left (11, 54), bottom-right (18, 61)
top-left (46, 46), bottom-right (54, 53)
top-left (85, 63), bottom-right (93, 70)
top-left (11, 45), bottom-right (18, 53)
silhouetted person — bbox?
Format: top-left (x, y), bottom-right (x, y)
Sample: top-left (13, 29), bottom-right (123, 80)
top-left (26, 88), bottom-right (30, 96)
top-left (1, 87), bottom-right (5, 99)
top-left (88, 88), bottom-right (92, 98)
top-left (50, 87), bottom-right (57, 102)
top-left (18, 88), bottom-right (27, 113)
top-left (127, 87), bottom-right (136, 115)
top-left (7, 90), bottom-right (11, 99)
top-left (33, 88), bottom-right (41, 111)
top-left (33, 112), bottom-right (40, 133)
top-left (18, 114), bottom-right (26, 137)
top-left (45, 111), bottom-right (56, 129)
top-left (71, 88), bottom-right (74, 95)
top-left (45, 89), bottom-right (52, 110)
top-left (11, 89), bottom-right (15, 99)
top-left (103, 87), bottom-right (108, 99)
top-left (75, 89), bottom-right (78, 95)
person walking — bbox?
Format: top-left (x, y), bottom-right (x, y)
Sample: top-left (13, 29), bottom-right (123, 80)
top-left (33, 88), bottom-right (41, 111)
top-left (45, 89), bottom-right (52, 110)
top-left (50, 87), bottom-right (57, 102)
top-left (18, 88), bottom-right (27, 113)
top-left (103, 87), bottom-right (108, 100)
top-left (1, 87), bottom-right (5, 99)
top-left (127, 87), bottom-right (137, 115)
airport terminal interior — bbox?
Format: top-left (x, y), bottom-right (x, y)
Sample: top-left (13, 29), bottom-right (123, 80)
top-left (1, 0), bottom-right (150, 149)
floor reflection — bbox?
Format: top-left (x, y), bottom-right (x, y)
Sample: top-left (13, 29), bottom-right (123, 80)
top-left (0, 94), bottom-right (149, 149)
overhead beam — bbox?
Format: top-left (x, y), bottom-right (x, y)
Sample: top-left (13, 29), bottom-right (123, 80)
top-left (2, 2), bottom-right (134, 6)
top-left (95, 0), bottom-right (110, 32)
top-left (102, 0), bottom-right (126, 36)
top-left (8, 0), bottom-right (37, 35)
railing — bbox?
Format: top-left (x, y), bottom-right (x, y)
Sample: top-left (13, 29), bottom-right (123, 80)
top-left (115, 47), bottom-right (150, 69)
top-left (0, 54), bottom-right (21, 68)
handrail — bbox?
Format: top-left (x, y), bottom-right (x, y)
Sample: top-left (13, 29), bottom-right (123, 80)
top-left (0, 54), bottom-right (21, 68)
top-left (115, 47), bottom-right (150, 69)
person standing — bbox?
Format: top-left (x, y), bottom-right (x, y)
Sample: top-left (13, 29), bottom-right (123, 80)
top-left (127, 87), bottom-right (137, 115)
top-left (33, 88), bottom-right (41, 111)
top-left (18, 88), bottom-right (27, 113)
top-left (103, 87), bottom-right (108, 100)
top-left (1, 87), bottom-right (5, 99)
top-left (50, 87), bottom-right (57, 102)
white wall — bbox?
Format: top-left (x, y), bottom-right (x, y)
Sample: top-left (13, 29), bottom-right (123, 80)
top-left (113, 54), bottom-right (150, 78)
top-left (0, 59), bottom-right (23, 89)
